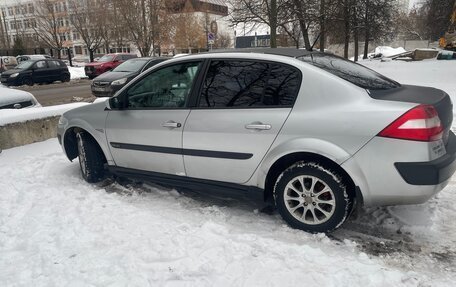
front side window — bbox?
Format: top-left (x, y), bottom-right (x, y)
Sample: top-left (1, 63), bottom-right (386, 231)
top-left (126, 61), bottom-right (201, 109)
top-left (199, 60), bottom-right (301, 108)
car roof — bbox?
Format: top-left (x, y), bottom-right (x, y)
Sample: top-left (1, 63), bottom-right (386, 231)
top-left (127, 57), bottom-right (168, 61)
top-left (207, 48), bottom-right (317, 58)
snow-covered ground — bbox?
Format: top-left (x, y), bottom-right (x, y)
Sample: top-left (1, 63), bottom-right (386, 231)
top-left (1, 139), bottom-right (455, 286)
top-left (361, 59), bottom-right (456, 104)
top-left (1, 58), bottom-right (456, 286)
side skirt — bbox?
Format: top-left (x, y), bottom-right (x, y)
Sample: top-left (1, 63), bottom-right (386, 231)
top-left (108, 166), bottom-right (264, 201)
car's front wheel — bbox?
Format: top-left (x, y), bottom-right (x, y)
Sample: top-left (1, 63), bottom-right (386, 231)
top-left (22, 77), bottom-right (33, 86)
top-left (76, 131), bottom-right (105, 183)
top-left (274, 162), bottom-right (353, 233)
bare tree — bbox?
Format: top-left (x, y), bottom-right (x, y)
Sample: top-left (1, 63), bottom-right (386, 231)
top-left (215, 31), bottom-right (233, 49)
top-left (33, 0), bottom-right (65, 58)
top-left (68, 0), bottom-right (106, 61)
top-left (115, 0), bottom-right (168, 56)
top-left (173, 11), bottom-right (205, 52)
top-left (229, 0), bottom-right (294, 48)
top-left (424, 0), bottom-right (455, 40)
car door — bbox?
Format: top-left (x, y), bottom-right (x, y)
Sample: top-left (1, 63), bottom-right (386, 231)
top-left (47, 60), bottom-right (61, 81)
top-left (31, 60), bottom-right (48, 83)
top-left (183, 60), bottom-right (302, 184)
top-left (105, 61), bottom-right (203, 175)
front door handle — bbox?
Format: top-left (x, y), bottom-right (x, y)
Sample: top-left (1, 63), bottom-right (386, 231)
top-left (162, 121), bottom-right (182, 128)
top-left (245, 123), bottom-right (271, 130)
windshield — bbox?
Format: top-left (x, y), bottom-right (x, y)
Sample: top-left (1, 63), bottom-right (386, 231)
top-left (15, 60), bottom-right (34, 69)
top-left (97, 55), bottom-right (115, 62)
top-left (298, 53), bottom-right (400, 90)
top-left (113, 59), bottom-right (148, 72)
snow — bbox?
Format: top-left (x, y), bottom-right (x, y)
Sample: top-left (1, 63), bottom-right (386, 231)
top-left (1, 139), bottom-right (455, 286)
top-left (1, 58), bottom-right (456, 285)
top-left (68, 66), bottom-right (87, 80)
top-left (373, 46), bottom-right (407, 58)
top-left (0, 103), bottom-right (88, 126)
top-left (361, 59), bottom-right (456, 104)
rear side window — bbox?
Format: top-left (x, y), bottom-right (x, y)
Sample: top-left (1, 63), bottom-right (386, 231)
top-left (298, 53), bottom-right (399, 90)
top-left (48, 60), bottom-right (61, 68)
top-left (199, 60), bottom-right (301, 108)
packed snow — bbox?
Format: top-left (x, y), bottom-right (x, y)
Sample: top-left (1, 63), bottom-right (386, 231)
top-left (1, 139), bottom-right (455, 286)
top-left (68, 66), bottom-right (87, 80)
top-left (372, 46), bottom-right (407, 58)
top-left (1, 57), bottom-right (456, 286)
top-left (0, 103), bottom-right (88, 126)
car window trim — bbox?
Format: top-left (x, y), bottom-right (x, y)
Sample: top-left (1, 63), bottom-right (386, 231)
top-left (193, 58), bottom-right (302, 109)
top-left (114, 59), bottom-right (205, 111)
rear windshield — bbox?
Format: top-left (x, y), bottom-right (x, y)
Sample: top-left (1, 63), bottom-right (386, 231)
top-left (113, 59), bottom-right (148, 72)
top-left (297, 53), bottom-right (400, 90)
top-left (97, 55), bottom-right (115, 62)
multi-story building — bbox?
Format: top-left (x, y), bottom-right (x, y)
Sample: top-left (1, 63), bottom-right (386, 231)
top-left (0, 0), bottom-right (231, 57)
top-left (0, 0), bottom-right (135, 57)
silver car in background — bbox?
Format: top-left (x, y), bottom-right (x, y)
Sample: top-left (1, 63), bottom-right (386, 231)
top-left (57, 48), bottom-right (456, 233)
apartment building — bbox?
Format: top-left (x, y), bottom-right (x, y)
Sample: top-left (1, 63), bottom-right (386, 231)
top-left (0, 0), bottom-right (231, 57)
top-left (0, 0), bottom-right (134, 57)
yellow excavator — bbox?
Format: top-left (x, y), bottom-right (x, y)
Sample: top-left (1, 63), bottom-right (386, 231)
top-left (440, 2), bottom-right (456, 51)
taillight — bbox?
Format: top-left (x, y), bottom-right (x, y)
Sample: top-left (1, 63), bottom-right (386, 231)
top-left (378, 104), bottom-right (443, 142)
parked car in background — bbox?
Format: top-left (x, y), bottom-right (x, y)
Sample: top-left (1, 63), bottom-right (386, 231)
top-left (91, 57), bottom-right (168, 97)
top-left (0, 56), bottom-right (18, 73)
top-left (0, 86), bottom-right (41, 109)
top-left (0, 59), bottom-right (70, 86)
top-left (71, 55), bottom-right (91, 67)
top-left (58, 48), bottom-right (456, 233)
top-left (84, 53), bottom-right (138, 79)
top-left (16, 54), bottom-right (51, 64)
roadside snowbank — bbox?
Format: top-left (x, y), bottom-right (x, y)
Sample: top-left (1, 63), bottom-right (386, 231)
top-left (0, 102), bottom-right (87, 126)
top-left (69, 66), bottom-right (87, 80)
top-left (373, 46), bottom-right (407, 57)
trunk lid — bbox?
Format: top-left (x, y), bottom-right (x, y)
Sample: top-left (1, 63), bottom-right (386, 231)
top-left (369, 85), bottom-right (453, 145)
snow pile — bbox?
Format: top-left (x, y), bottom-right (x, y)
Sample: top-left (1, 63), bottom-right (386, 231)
top-left (1, 139), bottom-right (455, 286)
top-left (373, 46), bottom-right (407, 57)
top-left (68, 66), bottom-right (87, 80)
top-left (361, 59), bottom-right (456, 104)
top-left (0, 102), bottom-right (87, 126)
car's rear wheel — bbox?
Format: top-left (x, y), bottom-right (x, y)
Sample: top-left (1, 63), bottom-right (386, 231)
top-left (274, 162), bottom-right (352, 233)
top-left (22, 77), bottom-right (33, 86)
top-left (61, 73), bottom-right (70, 83)
top-left (76, 131), bottom-right (105, 183)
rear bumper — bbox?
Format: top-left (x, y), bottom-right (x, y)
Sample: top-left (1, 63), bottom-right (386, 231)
top-left (342, 133), bottom-right (456, 207)
top-left (395, 132), bottom-right (456, 185)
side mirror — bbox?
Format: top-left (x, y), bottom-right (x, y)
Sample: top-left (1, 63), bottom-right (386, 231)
top-left (105, 98), bottom-right (112, 110)
top-left (108, 96), bottom-right (125, 110)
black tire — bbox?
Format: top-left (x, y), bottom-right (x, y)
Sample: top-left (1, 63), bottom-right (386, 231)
top-left (61, 73), bottom-right (70, 83)
top-left (76, 131), bottom-right (105, 183)
top-left (22, 77), bottom-right (33, 86)
top-left (274, 161), bottom-right (353, 233)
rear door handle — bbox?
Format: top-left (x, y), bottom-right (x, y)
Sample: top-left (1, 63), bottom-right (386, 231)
top-left (162, 121), bottom-right (182, 128)
top-left (245, 123), bottom-right (271, 130)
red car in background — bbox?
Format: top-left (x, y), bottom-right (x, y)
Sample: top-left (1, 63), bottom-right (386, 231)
top-left (84, 53), bottom-right (137, 79)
